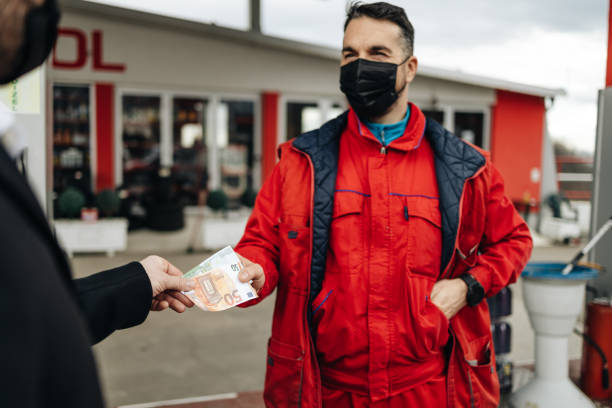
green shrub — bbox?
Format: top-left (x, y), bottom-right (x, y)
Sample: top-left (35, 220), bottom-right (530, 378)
top-left (240, 188), bottom-right (257, 208)
top-left (207, 189), bottom-right (228, 211)
top-left (58, 188), bottom-right (85, 218)
top-left (96, 189), bottom-right (121, 217)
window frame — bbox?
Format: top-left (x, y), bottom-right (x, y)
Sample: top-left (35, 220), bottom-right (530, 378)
top-left (115, 87), bottom-right (261, 192)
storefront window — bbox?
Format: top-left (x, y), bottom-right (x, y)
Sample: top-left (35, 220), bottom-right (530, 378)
top-left (422, 109), bottom-right (444, 124)
top-left (327, 103), bottom-right (344, 121)
top-left (217, 100), bottom-right (254, 208)
top-left (454, 111), bottom-right (484, 147)
top-left (172, 98), bottom-right (208, 205)
top-left (52, 85), bottom-right (92, 212)
top-left (121, 95), bottom-right (161, 197)
top-left (286, 102), bottom-right (319, 140)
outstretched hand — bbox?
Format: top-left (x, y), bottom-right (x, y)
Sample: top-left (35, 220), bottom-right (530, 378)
top-left (139, 255), bottom-right (196, 313)
top-left (236, 254), bottom-right (266, 293)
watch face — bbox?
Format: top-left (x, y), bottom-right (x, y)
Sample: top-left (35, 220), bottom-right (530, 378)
top-left (463, 274), bottom-right (485, 306)
top-left (468, 283), bottom-right (485, 306)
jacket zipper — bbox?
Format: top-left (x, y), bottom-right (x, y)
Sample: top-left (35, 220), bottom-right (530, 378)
top-left (442, 162), bottom-right (486, 408)
top-left (291, 145), bottom-right (322, 408)
top-left (441, 165), bottom-right (487, 280)
top-left (288, 143), bottom-right (485, 405)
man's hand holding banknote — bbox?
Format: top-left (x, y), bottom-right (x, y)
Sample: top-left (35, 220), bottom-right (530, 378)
top-left (182, 246), bottom-right (265, 311)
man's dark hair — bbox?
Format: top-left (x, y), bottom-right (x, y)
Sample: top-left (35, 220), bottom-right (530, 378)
top-left (344, 2), bottom-right (415, 57)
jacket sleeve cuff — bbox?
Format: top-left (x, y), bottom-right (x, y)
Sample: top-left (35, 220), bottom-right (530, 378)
top-left (234, 247), bottom-right (276, 307)
top-left (468, 264), bottom-right (493, 297)
top-left (74, 262), bottom-right (152, 344)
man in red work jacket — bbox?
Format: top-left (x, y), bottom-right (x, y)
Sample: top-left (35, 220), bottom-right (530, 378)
top-left (236, 2), bottom-right (533, 407)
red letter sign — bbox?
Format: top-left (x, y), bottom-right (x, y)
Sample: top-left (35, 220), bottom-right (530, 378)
top-left (92, 30), bottom-right (126, 72)
top-left (52, 28), bottom-right (87, 69)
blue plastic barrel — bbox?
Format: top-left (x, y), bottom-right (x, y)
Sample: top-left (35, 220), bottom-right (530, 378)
top-left (522, 262), bottom-right (599, 281)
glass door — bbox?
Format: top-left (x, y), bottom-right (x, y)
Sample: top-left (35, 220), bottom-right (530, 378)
top-left (421, 109), bottom-right (445, 124)
top-left (121, 95), bottom-right (161, 197)
top-left (172, 97), bottom-right (208, 205)
top-left (52, 84), bottom-right (92, 215)
top-left (217, 99), bottom-right (255, 208)
top-left (327, 102), bottom-right (345, 121)
top-left (284, 99), bottom-right (346, 142)
top-left (454, 111), bottom-right (484, 147)
top-left (285, 101), bottom-right (319, 140)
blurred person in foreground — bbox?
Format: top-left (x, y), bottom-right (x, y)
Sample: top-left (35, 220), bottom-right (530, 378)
top-left (0, 0), bottom-right (195, 406)
top-left (236, 2), bottom-right (532, 407)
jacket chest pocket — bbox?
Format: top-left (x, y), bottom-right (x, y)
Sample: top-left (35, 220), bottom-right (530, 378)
top-left (329, 192), bottom-right (365, 274)
top-left (279, 220), bottom-right (310, 291)
top-left (402, 197), bottom-right (442, 279)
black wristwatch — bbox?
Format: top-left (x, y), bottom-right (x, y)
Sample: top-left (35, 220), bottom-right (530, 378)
top-left (459, 274), bottom-right (485, 307)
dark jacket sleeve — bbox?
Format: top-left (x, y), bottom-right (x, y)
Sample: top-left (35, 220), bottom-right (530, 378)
top-left (73, 262), bottom-right (152, 344)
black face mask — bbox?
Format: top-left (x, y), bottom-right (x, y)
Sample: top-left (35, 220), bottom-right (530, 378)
top-left (0, 0), bottom-right (61, 85)
top-left (339, 57), bottom-right (409, 120)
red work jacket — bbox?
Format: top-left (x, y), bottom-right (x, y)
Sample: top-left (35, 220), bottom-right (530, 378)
top-left (236, 104), bottom-right (533, 408)
top-left (313, 106), bottom-right (448, 401)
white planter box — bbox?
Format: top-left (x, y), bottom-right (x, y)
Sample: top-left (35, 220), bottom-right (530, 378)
top-left (125, 208), bottom-right (251, 253)
top-left (201, 213), bottom-right (249, 250)
top-left (54, 218), bottom-right (128, 257)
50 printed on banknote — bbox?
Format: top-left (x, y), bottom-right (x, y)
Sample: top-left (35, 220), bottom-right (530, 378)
top-left (182, 246), bottom-right (258, 311)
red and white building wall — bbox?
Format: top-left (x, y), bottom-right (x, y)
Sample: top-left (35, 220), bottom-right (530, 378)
top-left (46, 1), bottom-right (562, 217)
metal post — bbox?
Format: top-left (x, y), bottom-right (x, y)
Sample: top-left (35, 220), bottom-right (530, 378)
top-left (250, 0), bottom-right (261, 33)
top-left (590, 0), bottom-right (612, 295)
top-left (590, 89), bottom-right (612, 296)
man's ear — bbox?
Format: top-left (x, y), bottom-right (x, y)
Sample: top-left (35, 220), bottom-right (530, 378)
top-left (404, 56), bottom-right (418, 84)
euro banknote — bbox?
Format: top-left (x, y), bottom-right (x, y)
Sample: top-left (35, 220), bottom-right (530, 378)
top-left (182, 246), bottom-right (258, 311)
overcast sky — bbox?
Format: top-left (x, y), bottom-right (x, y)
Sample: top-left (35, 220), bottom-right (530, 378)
top-left (89, 0), bottom-right (609, 153)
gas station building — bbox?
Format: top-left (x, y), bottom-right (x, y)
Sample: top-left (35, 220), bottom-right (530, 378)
top-left (45, 0), bottom-right (564, 219)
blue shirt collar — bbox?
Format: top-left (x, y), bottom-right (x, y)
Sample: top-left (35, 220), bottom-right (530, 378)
top-left (363, 108), bottom-right (411, 146)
